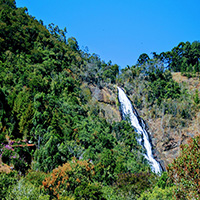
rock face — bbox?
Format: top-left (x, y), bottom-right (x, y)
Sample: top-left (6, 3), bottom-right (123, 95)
top-left (147, 118), bottom-right (181, 168)
top-left (148, 116), bottom-right (200, 169)
top-left (150, 73), bottom-right (200, 168)
top-left (81, 83), bottom-right (121, 123)
top-left (123, 73), bottom-right (200, 169)
top-left (82, 77), bottom-right (200, 170)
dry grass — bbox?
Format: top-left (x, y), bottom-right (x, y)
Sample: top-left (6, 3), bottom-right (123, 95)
top-left (0, 158), bottom-right (12, 173)
top-left (172, 72), bottom-right (200, 93)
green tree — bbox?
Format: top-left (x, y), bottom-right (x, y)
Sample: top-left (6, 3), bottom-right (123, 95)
top-left (33, 133), bottom-right (62, 172)
top-left (194, 89), bottom-right (200, 105)
top-left (42, 158), bottom-right (104, 199)
top-left (0, 171), bottom-right (18, 199)
top-left (168, 136), bottom-right (200, 199)
top-left (137, 53), bottom-right (150, 65)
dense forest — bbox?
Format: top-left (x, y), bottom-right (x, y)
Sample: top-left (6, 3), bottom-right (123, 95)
top-left (0, 0), bottom-right (200, 199)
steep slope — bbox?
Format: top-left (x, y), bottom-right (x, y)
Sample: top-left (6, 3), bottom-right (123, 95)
top-left (1, 1), bottom-right (200, 199)
top-left (130, 72), bottom-right (200, 167)
top-left (81, 82), bottom-right (121, 123)
top-left (0, 0), bottom-right (149, 185)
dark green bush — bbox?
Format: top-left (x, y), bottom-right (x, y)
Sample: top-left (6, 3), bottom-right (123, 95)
top-left (113, 172), bottom-right (158, 199)
top-left (74, 183), bottom-right (105, 200)
top-left (0, 171), bottom-right (18, 199)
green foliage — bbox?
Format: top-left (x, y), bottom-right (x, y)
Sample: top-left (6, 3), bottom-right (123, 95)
top-left (138, 186), bottom-right (174, 200)
top-left (156, 41), bottom-right (200, 73)
top-left (142, 61), bottom-right (181, 106)
top-left (67, 37), bottom-right (79, 51)
top-left (168, 136), bottom-right (200, 199)
top-left (101, 63), bottom-right (119, 83)
top-left (0, 171), bottom-right (18, 199)
top-left (42, 158), bottom-right (101, 199)
top-left (137, 53), bottom-right (150, 65)
top-left (78, 53), bottom-right (119, 85)
top-left (112, 121), bottom-right (150, 173)
top-left (1, 143), bottom-right (31, 174)
top-left (156, 171), bottom-right (173, 189)
top-left (194, 89), bottom-right (200, 105)
top-left (94, 149), bottom-right (118, 185)
top-left (74, 183), bottom-right (105, 200)
top-left (102, 186), bottom-right (125, 200)
top-left (48, 23), bottom-right (67, 44)
top-left (113, 172), bottom-right (158, 199)
top-left (77, 116), bottom-right (115, 152)
top-left (5, 178), bottom-right (50, 200)
top-left (137, 171), bottom-right (175, 200)
top-left (24, 170), bottom-right (48, 187)
top-left (118, 59), bottom-right (181, 111)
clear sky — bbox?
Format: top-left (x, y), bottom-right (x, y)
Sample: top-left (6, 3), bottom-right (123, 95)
top-left (16, 0), bottom-right (200, 69)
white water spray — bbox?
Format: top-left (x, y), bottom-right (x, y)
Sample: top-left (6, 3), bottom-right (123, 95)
top-left (118, 87), bottom-right (162, 174)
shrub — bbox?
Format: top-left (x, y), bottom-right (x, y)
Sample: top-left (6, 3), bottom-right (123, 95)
top-left (138, 186), bottom-right (174, 200)
top-left (5, 178), bottom-right (50, 200)
top-left (102, 185), bottom-right (135, 200)
top-left (94, 149), bottom-right (117, 185)
top-left (42, 158), bottom-right (103, 199)
top-left (24, 170), bottom-right (48, 187)
top-left (0, 171), bottom-right (18, 199)
top-left (1, 143), bottom-right (31, 174)
top-left (156, 171), bottom-right (173, 189)
top-left (113, 172), bottom-right (158, 199)
top-left (74, 182), bottom-right (105, 200)
top-left (167, 136), bottom-right (200, 199)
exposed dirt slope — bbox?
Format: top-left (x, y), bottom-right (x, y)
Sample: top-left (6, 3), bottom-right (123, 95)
top-left (149, 73), bottom-right (200, 168)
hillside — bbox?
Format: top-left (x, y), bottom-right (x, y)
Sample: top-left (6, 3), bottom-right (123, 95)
top-left (83, 72), bottom-right (200, 169)
top-left (0, 1), bottom-right (200, 199)
top-left (120, 68), bottom-right (200, 167)
top-left (148, 72), bottom-right (200, 167)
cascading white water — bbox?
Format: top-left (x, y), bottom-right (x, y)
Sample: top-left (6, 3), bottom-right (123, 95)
top-left (118, 87), bottom-right (162, 174)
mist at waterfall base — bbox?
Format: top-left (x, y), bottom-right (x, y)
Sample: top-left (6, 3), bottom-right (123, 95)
top-left (117, 87), bottom-right (162, 174)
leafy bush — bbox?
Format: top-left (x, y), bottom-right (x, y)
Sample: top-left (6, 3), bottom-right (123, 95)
top-left (156, 171), bottom-right (173, 189)
top-left (102, 185), bottom-right (135, 200)
top-left (138, 186), bottom-right (174, 200)
top-left (42, 158), bottom-right (103, 199)
top-left (167, 136), bottom-right (200, 199)
top-left (94, 149), bottom-right (118, 185)
top-left (1, 143), bottom-right (31, 174)
top-left (24, 170), bottom-right (48, 187)
top-left (74, 183), bottom-right (105, 200)
top-left (113, 172), bottom-right (158, 199)
top-left (5, 178), bottom-right (50, 200)
top-left (0, 171), bottom-right (18, 199)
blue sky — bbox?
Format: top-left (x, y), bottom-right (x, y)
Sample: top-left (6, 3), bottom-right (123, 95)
top-left (16, 0), bottom-right (200, 69)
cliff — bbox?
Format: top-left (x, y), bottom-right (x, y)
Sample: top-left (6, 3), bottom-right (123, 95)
top-left (81, 82), bottom-right (122, 124)
top-left (150, 73), bottom-right (200, 167)
top-left (133, 73), bottom-right (200, 168)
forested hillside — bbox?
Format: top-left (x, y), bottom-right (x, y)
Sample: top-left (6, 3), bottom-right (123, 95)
top-left (0, 1), bottom-right (200, 199)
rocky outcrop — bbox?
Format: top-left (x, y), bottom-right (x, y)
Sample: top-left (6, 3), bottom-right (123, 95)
top-left (81, 83), bottom-right (121, 123)
top-left (89, 84), bottom-right (116, 105)
top-left (147, 112), bottom-right (200, 169)
top-left (125, 73), bottom-right (200, 169)
top-left (82, 75), bottom-right (200, 170)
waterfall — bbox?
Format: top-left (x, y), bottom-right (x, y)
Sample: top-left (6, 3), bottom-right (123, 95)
top-left (118, 87), bottom-right (162, 174)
